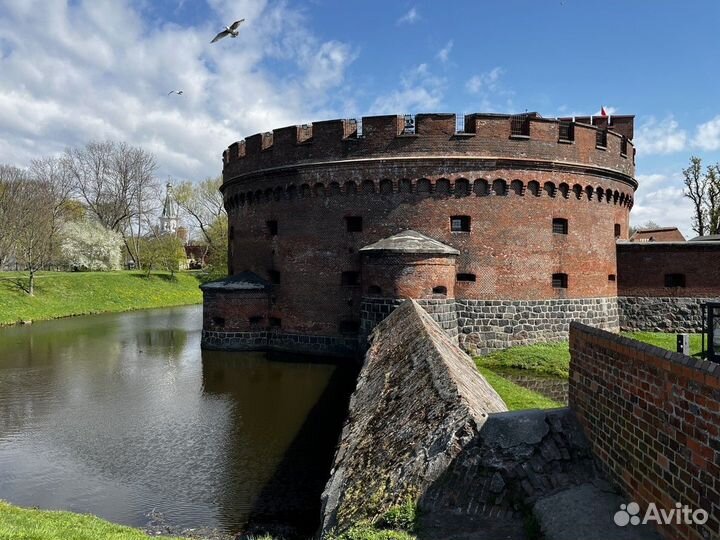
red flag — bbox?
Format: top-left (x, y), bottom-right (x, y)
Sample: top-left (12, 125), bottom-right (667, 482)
top-left (600, 106), bottom-right (608, 117)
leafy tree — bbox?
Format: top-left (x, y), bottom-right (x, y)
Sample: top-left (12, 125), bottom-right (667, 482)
top-left (204, 214), bottom-right (228, 280)
top-left (135, 235), bottom-right (186, 277)
top-left (60, 220), bottom-right (123, 271)
top-left (173, 176), bottom-right (225, 246)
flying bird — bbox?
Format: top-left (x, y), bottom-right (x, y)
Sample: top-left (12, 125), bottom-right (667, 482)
top-left (211, 19), bottom-right (245, 43)
top-left (167, 90), bottom-right (184, 95)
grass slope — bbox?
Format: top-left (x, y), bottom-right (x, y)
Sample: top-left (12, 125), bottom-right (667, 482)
top-left (475, 342), bottom-right (571, 379)
top-left (0, 500), bottom-right (187, 540)
top-left (0, 271), bottom-right (202, 325)
top-left (621, 331), bottom-right (703, 357)
top-left (477, 367), bottom-right (562, 410)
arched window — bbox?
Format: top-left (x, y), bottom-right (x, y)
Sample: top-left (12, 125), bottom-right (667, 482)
top-left (473, 179), bottom-right (489, 196)
top-left (380, 179), bottom-right (393, 194)
top-left (528, 181), bottom-right (540, 196)
top-left (492, 179), bottom-right (507, 196)
top-left (435, 179), bottom-right (450, 194)
top-left (510, 180), bottom-right (523, 195)
top-left (455, 178), bottom-right (470, 196)
top-left (417, 178), bottom-right (431, 192)
top-left (432, 285), bottom-right (447, 296)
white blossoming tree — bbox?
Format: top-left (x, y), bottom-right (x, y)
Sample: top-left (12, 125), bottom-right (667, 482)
top-left (60, 220), bottom-right (123, 271)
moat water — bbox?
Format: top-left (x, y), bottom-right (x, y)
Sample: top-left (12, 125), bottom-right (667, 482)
top-left (0, 305), bottom-right (356, 537)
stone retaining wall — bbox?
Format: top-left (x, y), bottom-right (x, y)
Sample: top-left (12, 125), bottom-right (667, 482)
top-left (618, 296), bottom-right (718, 332)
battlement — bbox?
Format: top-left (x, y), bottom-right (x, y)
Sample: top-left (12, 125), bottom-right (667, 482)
top-left (222, 112), bottom-right (636, 181)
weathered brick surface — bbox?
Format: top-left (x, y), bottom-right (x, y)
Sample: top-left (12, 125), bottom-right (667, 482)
top-left (570, 323), bottom-right (720, 540)
top-left (216, 113), bottom-right (635, 349)
top-left (618, 242), bottom-right (720, 297)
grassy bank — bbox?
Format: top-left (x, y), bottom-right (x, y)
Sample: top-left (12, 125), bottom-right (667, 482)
top-left (474, 332), bottom-right (704, 410)
top-left (0, 271), bottom-right (202, 326)
top-left (0, 500), bottom-right (187, 540)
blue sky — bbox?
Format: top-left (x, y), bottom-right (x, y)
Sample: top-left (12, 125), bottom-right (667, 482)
top-left (1, 0), bottom-right (719, 236)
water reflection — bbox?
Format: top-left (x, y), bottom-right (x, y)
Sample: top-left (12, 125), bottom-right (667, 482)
top-left (0, 306), bottom-right (354, 535)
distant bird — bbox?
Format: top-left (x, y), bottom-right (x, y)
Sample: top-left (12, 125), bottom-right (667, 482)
top-left (211, 19), bottom-right (245, 43)
top-left (167, 90), bottom-right (183, 95)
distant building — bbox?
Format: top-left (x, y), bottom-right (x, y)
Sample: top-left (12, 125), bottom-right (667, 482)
top-left (629, 227), bottom-right (685, 242)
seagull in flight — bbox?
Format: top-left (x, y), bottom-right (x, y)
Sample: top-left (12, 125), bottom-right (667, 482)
top-left (167, 90), bottom-right (183, 95)
top-left (211, 19), bottom-right (245, 43)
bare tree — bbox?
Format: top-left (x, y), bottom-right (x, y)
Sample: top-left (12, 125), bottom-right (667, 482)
top-left (174, 176), bottom-right (226, 246)
top-left (706, 164), bottom-right (720, 235)
top-left (684, 156), bottom-right (709, 237)
top-left (0, 164), bottom-right (26, 268)
top-left (10, 177), bottom-right (55, 295)
top-left (29, 156), bottom-right (75, 265)
top-left (65, 141), bottom-right (159, 267)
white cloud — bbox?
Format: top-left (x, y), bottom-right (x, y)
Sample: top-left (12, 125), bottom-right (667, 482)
top-left (693, 115), bottom-right (720, 151)
top-left (436, 40), bottom-right (453, 63)
top-left (465, 67), bottom-right (503, 94)
top-left (397, 7), bottom-right (419, 25)
top-left (0, 0), bottom-right (357, 180)
top-left (633, 116), bottom-right (687, 155)
top-left (630, 171), bottom-right (693, 237)
top-left (370, 63), bottom-right (445, 114)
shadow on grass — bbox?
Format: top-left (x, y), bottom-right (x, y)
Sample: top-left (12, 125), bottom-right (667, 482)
top-left (129, 272), bottom-right (177, 282)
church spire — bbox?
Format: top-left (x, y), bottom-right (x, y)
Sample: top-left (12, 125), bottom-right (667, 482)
top-left (160, 182), bottom-right (178, 234)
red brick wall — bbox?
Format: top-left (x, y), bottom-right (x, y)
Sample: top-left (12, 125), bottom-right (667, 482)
top-left (570, 322), bottom-right (720, 540)
top-left (361, 253), bottom-right (456, 299)
top-left (203, 290), bottom-right (269, 332)
top-left (618, 243), bottom-right (720, 296)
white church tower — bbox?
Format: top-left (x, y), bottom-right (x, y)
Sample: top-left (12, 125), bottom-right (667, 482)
top-left (160, 183), bottom-right (178, 234)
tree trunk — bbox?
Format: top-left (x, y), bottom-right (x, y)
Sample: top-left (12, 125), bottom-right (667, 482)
top-left (29, 269), bottom-right (34, 296)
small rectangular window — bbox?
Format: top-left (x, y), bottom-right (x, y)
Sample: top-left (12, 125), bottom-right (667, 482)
top-left (269, 317), bottom-right (281, 327)
top-left (268, 270), bottom-right (280, 284)
top-left (620, 136), bottom-right (628, 156)
top-left (510, 114), bottom-right (530, 137)
top-left (608, 274), bottom-right (616, 282)
top-left (341, 271), bottom-right (360, 286)
top-left (266, 220), bottom-right (278, 236)
top-left (596, 129), bottom-right (608, 148)
top-left (249, 316), bottom-right (263, 325)
top-left (456, 273), bottom-right (476, 282)
top-left (345, 216), bottom-right (363, 232)
top-left (450, 215), bottom-right (471, 232)
top-left (552, 218), bottom-right (568, 235)
top-left (211, 316), bottom-right (225, 327)
top-left (614, 224), bottom-right (621, 238)
top-left (664, 274), bottom-right (686, 288)
top-left (552, 273), bottom-right (568, 289)
top-left (558, 120), bottom-right (574, 142)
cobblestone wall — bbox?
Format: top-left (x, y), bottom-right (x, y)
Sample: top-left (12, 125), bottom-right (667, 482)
top-left (457, 297), bottom-right (619, 354)
top-left (361, 296), bottom-right (619, 355)
top-left (618, 296), bottom-right (718, 332)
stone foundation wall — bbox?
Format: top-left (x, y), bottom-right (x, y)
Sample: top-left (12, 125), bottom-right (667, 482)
top-left (360, 297), bottom-right (619, 354)
top-left (456, 297), bottom-right (619, 354)
top-left (360, 297), bottom-right (458, 342)
top-left (618, 296), bottom-right (719, 332)
top-left (201, 330), bottom-right (358, 357)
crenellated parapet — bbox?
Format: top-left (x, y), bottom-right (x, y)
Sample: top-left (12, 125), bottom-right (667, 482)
top-left (221, 112), bottom-right (636, 187)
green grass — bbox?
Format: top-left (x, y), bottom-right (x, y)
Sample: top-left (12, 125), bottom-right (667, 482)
top-left (477, 367), bottom-right (562, 410)
top-left (621, 332), bottom-right (703, 357)
top-left (475, 342), bottom-right (571, 379)
top-left (0, 500), bottom-right (187, 540)
top-left (0, 271), bottom-right (202, 326)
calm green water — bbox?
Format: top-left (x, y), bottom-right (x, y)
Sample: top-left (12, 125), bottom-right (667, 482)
top-left (0, 305), bottom-right (353, 536)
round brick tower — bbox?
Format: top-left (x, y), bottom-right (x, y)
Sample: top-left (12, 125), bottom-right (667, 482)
top-left (204, 112), bottom-right (636, 356)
